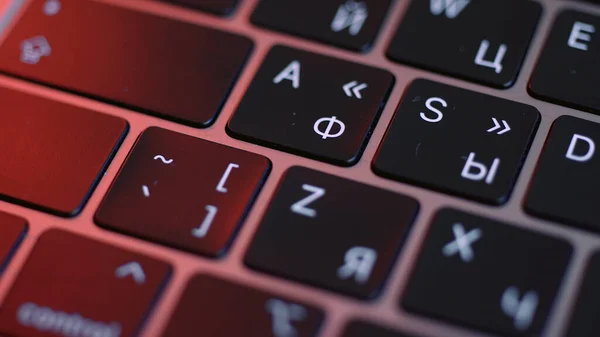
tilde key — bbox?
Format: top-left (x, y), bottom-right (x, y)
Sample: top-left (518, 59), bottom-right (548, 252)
top-left (96, 127), bottom-right (270, 257)
top-left (228, 45), bottom-right (394, 166)
top-left (373, 79), bottom-right (539, 205)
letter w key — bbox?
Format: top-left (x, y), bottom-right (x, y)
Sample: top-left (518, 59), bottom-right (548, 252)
top-left (430, 0), bottom-right (471, 19)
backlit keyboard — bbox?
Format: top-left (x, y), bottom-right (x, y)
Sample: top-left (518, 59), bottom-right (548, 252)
top-left (0, 1), bottom-right (597, 337)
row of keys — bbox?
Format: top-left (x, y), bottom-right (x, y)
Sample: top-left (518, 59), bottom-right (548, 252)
top-left (2, 1), bottom-right (599, 139)
top-left (0, 53), bottom-right (589, 246)
top-left (88, 135), bottom-right (590, 337)
top-left (0, 0), bottom-right (591, 218)
top-left (0, 70), bottom-right (540, 221)
top-left (1, 208), bottom-right (600, 337)
top-left (252, 0), bottom-right (600, 118)
top-left (0, 70), bottom-right (585, 249)
top-left (253, 0), bottom-right (541, 88)
top-left (254, 0), bottom-right (600, 118)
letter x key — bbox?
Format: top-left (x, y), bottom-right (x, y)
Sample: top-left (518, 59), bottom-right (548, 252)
top-left (442, 223), bottom-right (482, 263)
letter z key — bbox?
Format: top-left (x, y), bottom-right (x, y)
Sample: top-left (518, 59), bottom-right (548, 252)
top-left (373, 79), bottom-right (540, 205)
top-left (228, 45), bottom-right (394, 166)
top-left (245, 167), bottom-right (419, 299)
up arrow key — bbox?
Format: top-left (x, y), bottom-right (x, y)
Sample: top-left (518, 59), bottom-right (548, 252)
top-left (115, 261), bottom-right (146, 284)
top-left (343, 81), bottom-right (368, 99)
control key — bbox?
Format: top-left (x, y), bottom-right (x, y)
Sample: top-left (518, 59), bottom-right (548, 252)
top-left (0, 230), bottom-right (171, 337)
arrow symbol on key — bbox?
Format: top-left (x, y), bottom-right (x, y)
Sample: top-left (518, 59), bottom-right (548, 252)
top-left (487, 117), bottom-right (511, 135)
top-left (115, 262), bottom-right (146, 284)
top-left (343, 81), bottom-right (368, 99)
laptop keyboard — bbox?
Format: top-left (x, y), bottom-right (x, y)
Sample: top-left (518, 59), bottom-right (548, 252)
top-left (0, 0), bottom-right (597, 337)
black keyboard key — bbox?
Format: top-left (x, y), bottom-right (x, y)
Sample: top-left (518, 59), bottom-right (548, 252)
top-left (342, 321), bottom-right (416, 337)
top-left (245, 167), bottom-right (418, 299)
top-left (0, 0), bottom-right (252, 127)
top-left (162, 274), bottom-right (323, 337)
top-left (0, 87), bottom-right (126, 216)
top-left (566, 251), bottom-right (600, 337)
top-left (252, 0), bottom-right (392, 51)
top-left (228, 45), bottom-right (394, 166)
top-left (529, 10), bottom-right (600, 113)
top-left (525, 116), bottom-right (600, 231)
top-left (165, 0), bottom-right (239, 15)
top-left (402, 209), bottom-right (572, 337)
top-left (96, 127), bottom-right (270, 257)
top-left (387, 0), bottom-right (541, 88)
top-left (373, 79), bottom-right (539, 205)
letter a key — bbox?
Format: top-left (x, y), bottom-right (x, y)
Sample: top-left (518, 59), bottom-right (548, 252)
top-left (229, 46), bottom-right (394, 166)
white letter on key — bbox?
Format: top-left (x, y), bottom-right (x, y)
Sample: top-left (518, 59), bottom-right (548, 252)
top-left (566, 134), bottom-right (595, 162)
top-left (337, 246), bottom-right (377, 284)
top-left (420, 97), bottom-right (447, 123)
top-left (474, 40), bottom-right (507, 74)
top-left (568, 22), bottom-right (595, 51)
top-left (290, 184), bottom-right (326, 218)
top-left (461, 152), bottom-right (500, 184)
top-left (273, 61), bottom-right (301, 89)
top-left (501, 286), bottom-right (539, 331)
top-left (266, 299), bottom-right (307, 337)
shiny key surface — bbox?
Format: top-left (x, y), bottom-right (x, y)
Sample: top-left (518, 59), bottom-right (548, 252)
top-left (0, 86), bottom-right (126, 216)
top-left (0, 211), bottom-right (27, 272)
top-left (0, 0), bottom-right (253, 127)
top-left (245, 167), bottom-right (419, 299)
top-left (0, 230), bottom-right (171, 337)
top-left (96, 127), bottom-right (270, 258)
top-left (162, 274), bottom-right (323, 337)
